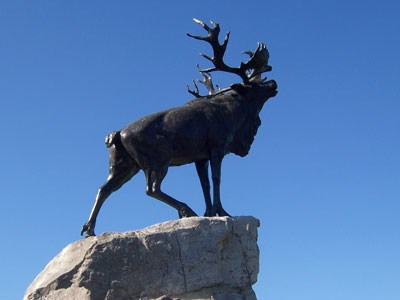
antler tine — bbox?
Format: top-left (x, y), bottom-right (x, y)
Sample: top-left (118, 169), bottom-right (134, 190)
top-left (196, 65), bottom-right (216, 95)
top-left (199, 53), bottom-right (214, 63)
top-left (187, 80), bottom-right (201, 97)
top-left (242, 50), bottom-right (254, 57)
top-left (187, 18), bottom-right (215, 41)
top-left (194, 18), bottom-right (211, 32)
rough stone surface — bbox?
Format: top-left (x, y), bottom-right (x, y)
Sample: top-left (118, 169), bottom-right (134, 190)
top-left (24, 216), bottom-right (260, 300)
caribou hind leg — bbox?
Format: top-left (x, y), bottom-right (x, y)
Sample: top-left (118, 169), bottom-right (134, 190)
top-left (195, 159), bottom-right (212, 216)
top-left (144, 167), bottom-right (198, 218)
top-left (81, 166), bottom-right (138, 237)
top-left (81, 138), bottom-right (139, 237)
top-left (81, 165), bottom-right (138, 237)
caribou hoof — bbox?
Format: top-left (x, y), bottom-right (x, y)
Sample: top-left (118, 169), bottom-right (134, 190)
top-left (211, 206), bottom-right (231, 217)
top-left (204, 210), bottom-right (213, 217)
top-left (218, 208), bottom-right (231, 217)
top-left (80, 222), bottom-right (96, 237)
top-left (178, 206), bottom-right (198, 218)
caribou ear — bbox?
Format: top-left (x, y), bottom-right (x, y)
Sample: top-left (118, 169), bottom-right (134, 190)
top-left (230, 83), bottom-right (248, 94)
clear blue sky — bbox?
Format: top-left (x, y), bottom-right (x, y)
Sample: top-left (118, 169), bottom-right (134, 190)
top-left (1, 1), bottom-right (399, 299)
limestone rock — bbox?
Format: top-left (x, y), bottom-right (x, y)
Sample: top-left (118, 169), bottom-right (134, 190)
top-left (24, 216), bottom-right (260, 300)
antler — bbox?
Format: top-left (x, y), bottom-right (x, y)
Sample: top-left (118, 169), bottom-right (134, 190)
top-left (187, 65), bottom-right (228, 98)
top-left (242, 43), bottom-right (272, 83)
top-left (187, 18), bottom-right (272, 84)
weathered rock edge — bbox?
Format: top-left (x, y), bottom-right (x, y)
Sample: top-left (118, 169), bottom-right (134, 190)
top-left (24, 216), bottom-right (260, 300)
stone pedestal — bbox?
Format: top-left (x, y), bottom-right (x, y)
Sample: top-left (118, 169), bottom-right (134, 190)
top-left (24, 216), bottom-right (260, 300)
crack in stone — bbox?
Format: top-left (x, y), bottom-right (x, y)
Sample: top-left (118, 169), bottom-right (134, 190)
top-left (74, 239), bottom-right (100, 283)
top-left (175, 233), bottom-right (188, 293)
top-left (232, 221), bottom-right (252, 286)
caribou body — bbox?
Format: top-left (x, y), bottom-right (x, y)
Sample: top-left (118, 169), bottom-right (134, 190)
top-left (81, 19), bottom-right (278, 237)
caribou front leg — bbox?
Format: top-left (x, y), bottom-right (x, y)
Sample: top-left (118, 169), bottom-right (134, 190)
top-left (195, 159), bottom-right (212, 216)
top-left (210, 150), bottom-right (231, 217)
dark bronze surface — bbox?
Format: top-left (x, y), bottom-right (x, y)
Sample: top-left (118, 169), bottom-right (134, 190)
top-left (81, 20), bottom-right (278, 237)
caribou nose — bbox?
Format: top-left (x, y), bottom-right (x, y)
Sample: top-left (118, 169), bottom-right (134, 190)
top-left (266, 79), bottom-right (278, 96)
top-left (267, 79), bottom-right (278, 90)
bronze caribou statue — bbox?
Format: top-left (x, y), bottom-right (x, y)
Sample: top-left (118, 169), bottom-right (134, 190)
top-left (81, 19), bottom-right (278, 237)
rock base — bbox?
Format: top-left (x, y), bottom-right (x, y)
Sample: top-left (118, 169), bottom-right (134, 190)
top-left (24, 216), bottom-right (260, 300)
